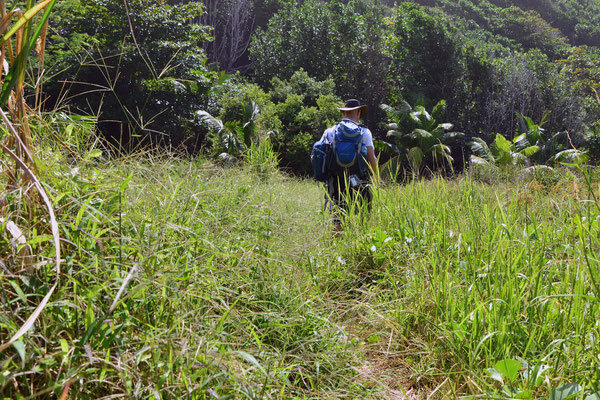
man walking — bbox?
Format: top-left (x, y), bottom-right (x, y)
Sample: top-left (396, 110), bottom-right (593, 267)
top-left (320, 99), bottom-right (377, 230)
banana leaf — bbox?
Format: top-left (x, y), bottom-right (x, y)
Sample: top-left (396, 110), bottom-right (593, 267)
top-left (407, 146), bottom-right (424, 172)
top-left (440, 131), bottom-right (464, 142)
top-left (553, 149), bottom-right (588, 164)
top-left (467, 137), bottom-right (493, 162)
top-left (431, 99), bottom-right (446, 122)
top-left (373, 139), bottom-right (394, 154)
top-left (520, 145), bottom-right (540, 157)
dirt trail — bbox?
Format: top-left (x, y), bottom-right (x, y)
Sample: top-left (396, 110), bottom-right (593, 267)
top-left (355, 356), bottom-right (420, 400)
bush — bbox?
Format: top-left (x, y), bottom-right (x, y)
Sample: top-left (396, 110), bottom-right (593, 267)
top-left (260, 71), bottom-right (342, 175)
top-left (44, 0), bottom-right (218, 151)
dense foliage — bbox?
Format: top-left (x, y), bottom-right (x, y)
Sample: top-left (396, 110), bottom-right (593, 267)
top-left (250, 0), bottom-right (390, 125)
top-left (37, 0), bottom-right (600, 172)
top-left (44, 0), bottom-right (221, 150)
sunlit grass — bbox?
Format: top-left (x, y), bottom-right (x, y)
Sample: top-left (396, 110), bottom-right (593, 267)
top-left (1, 154), bottom-right (599, 399)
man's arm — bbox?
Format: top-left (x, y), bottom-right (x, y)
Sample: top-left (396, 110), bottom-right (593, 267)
top-left (366, 146), bottom-right (378, 178)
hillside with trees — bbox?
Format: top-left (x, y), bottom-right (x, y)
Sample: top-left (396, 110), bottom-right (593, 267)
top-left (37, 0), bottom-right (600, 174)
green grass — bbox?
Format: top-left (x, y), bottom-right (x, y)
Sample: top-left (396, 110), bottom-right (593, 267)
top-left (1, 155), bottom-right (600, 399)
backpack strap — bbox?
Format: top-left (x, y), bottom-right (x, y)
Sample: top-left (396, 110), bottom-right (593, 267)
top-left (326, 124), bottom-right (337, 143)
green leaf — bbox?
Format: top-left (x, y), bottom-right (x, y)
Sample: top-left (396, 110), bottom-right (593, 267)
top-left (0, 0), bottom-right (54, 45)
top-left (27, 0), bottom-right (58, 55)
top-left (12, 340), bottom-right (25, 362)
top-left (515, 390), bottom-right (535, 399)
top-left (431, 99), bottom-right (446, 121)
top-left (429, 143), bottom-right (451, 155)
top-left (522, 115), bottom-right (535, 130)
top-left (85, 149), bottom-right (103, 160)
top-left (412, 107), bottom-right (432, 124)
top-left (387, 129), bottom-right (404, 140)
top-left (120, 172), bottom-right (133, 193)
top-left (550, 383), bottom-right (583, 400)
top-left (486, 367), bottom-right (504, 384)
top-left (379, 103), bottom-right (396, 116)
top-left (196, 110), bottom-right (224, 132)
top-left (527, 127), bottom-right (543, 145)
top-left (554, 149), bottom-right (588, 164)
top-left (374, 140), bottom-right (393, 154)
top-left (513, 132), bottom-right (530, 150)
top-left (470, 155), bottom-right (490, 165)
top-left (585, 392), bottom-right (600, 400)
top-left (60, 339), bottom-right (69, 354)
top-left (468, 138), bottom-right (493, 161)
top-left (523, 364), bottom-right (549, 387)
top-left (9, 280), bottom-right (27, 304)
top-left (492, 133), bottom-right (512, 155)
top-left (398, 100), bottom-right (412, 115)
top-left (437, 123), bottom-right (454, 131)
top-left (520, 145), bottom-right (540, 157)
top-left (494, 359), bottom-right (521, 383)
top-left (440, 131), bottom-right (464, 142)
top-left (235, 351), bottom-right (267, 376)
top-left (380, 155), bottom-right (403, 180)
top-left (407, 146), bottom-right (423, 171)
top-left (85, 302), bottom-right (95, 330)
top-left (410, 129), bottom-right (433, 140)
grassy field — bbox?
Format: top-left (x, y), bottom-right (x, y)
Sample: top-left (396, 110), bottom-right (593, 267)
top-left (1, 154), bottom-right (600, 399)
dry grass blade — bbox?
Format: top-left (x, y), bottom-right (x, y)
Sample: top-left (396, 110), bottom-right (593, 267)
top-left (0, 112), bottom-right (60, 353)
top-left (0, 216), bottom-right (32, 272)
top-left (109, 262), bottom-right (138, 312)
top-left (0, 106), bottom-right (33, 163)
top-left (0, 11), bottom-right (17, 34)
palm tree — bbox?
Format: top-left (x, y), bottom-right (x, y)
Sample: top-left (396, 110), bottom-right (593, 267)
top-left (468, 112), bottom-right (587, 166)
top-left (380, 99), bottom-right (464, 176)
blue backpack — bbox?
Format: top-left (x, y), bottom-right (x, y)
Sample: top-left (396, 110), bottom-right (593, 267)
top-left (311, 120), bottom-right (367, 182)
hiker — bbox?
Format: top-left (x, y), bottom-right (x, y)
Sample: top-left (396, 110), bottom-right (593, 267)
top-left (317, 99), bottom-right (378, 229)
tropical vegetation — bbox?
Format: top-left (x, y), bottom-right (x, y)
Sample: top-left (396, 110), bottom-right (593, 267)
top-left (1, 0), bottom-right (600, 398)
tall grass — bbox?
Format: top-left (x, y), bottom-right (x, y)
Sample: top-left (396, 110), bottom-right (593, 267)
top-left (1, 154), bottom-right (371, 398)
top-left (1, 151), bottom-right (599, 398)
top-left (337, 169), bottom-right (600, 398)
